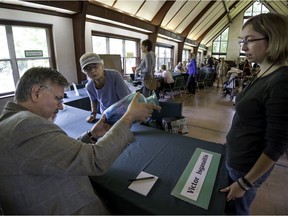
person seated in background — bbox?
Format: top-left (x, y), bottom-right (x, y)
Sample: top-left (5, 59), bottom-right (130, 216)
top-left (174, 62), bottom-right (184, 73)
top-left (155, 64), bottom-right (175, 99)
top-left (159, 64), bottom-right (174, 87)
top-left (0, 67), bottom-right (160, 215)
top-left (154, 68), bottom-right (163, 78)
top-left (80, 52), bottom-right (131, 122)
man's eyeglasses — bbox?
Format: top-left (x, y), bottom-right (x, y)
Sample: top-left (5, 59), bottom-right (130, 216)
top-left (40, 86), bottom-right (64, 105)
top-left (83, 63), bottom-right (102, 74)
top-left (238, 37), bottom-right (268, 46)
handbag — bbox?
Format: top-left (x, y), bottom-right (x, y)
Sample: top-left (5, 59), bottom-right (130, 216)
top-left (162, 116), bottom-right (188, 134)
top-left (144, 75), bottom-right (159, 91)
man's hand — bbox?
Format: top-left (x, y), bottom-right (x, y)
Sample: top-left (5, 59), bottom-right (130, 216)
top-left (86, 115), bottom-right (96, 123)
top-left (90, 115), bottom-right (111, 139)
top-left (121, 92), bottom-right (161, 127)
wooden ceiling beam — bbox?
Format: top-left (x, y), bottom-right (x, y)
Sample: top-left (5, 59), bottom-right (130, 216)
top-left (151, 0), bottom-right (176, 26)
top-left (86, 2), bottom-right (156, 32)
top-left (149, 0), bottom-right (176, 52)
top-left (222, 0), bottom-right (232, 23)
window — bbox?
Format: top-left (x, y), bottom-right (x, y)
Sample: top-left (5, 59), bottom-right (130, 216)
top-left (182, 49), bottom-right (191, 63)
top-left (0, 21), bottom-right (54, 97)
top-left (212, 28), bottom-right (229, 60)
top-left (155, 44), bottom-right (173, 71)
top-left (92, 34), bottom-right (139, 75)
top-left (244, 1), bottom-right (269, 18)
top-left (182, 49), bottom-right (191, 68)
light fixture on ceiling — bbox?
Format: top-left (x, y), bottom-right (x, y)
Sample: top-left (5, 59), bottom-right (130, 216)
top-left (0, 0), bottom-right (75, 14)
top-left (86, 15), bottom-right (152, 33)
top-left (158, 34), bottom-right (182, 43)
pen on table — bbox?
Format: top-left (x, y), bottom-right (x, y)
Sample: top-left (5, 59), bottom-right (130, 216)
top-left (128, 176), bottom-right (155, 182)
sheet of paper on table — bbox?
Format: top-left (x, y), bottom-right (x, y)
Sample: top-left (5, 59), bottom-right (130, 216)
top-left (128, 171), bottom-right (158, 196)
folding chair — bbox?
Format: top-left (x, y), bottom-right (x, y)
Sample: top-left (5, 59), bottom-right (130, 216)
top-left (164, 75), bottom-right (185, 100)
top-left (195, 70), bottom-right (207, 90)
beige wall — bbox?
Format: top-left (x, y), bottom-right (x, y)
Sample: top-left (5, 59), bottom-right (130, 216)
top-left (226, 10), bottom-right (244, 62)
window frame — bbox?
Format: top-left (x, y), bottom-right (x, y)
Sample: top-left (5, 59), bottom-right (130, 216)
top-left (91, 31), bottom-right (141, 75)
top-left (0, 20), bottom-right (56, 98)
top-left (212, 27), bottom-right (229, 60)
top-left (155, 43), bottom-right (174, 71)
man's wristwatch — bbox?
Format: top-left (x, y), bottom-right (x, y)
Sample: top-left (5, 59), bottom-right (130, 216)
top-left (90, 112), bottom-right (96, 116)
top-left (87, 131), bottom-right (97, 142)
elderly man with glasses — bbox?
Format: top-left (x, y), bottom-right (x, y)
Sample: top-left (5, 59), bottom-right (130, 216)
top-left (0, 67), bottom-right (160, 214)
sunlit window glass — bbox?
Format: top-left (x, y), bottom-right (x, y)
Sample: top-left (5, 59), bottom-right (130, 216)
top-left (92, 34), bottom-right (139, 75)
top-left (212, 28), bottom-right (228, 59)
top-left (18, 59), bottom-right (50, 77)
top-left (125, 40), bottom-right (137, 74)
top-left (155, 46), bottom-right (173, 71)
top-left (92, 36), bottom-right (107, 54)
top-left (0, 61), bottom-right (14, 94)
top-left (0, 23), bottom-right (53, 97)
top-left (109, 38), bottom-right (122, 55)
top-left (12, 26), bottom-right (49, 58)
top-left (0, 26), bottom-right (15, 94)
top-left (0, 26), bottom-right (10, 59)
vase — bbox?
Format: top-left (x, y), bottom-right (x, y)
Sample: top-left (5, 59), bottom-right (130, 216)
top-left (104, 91), bottom-right (159, 125)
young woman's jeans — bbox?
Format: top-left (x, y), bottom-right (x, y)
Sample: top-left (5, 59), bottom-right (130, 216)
top-left (225, 162), bottom-right (273, 215)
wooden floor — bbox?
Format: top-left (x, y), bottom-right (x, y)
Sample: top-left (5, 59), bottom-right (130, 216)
top-left (168, 85), bottom-right (288, 215)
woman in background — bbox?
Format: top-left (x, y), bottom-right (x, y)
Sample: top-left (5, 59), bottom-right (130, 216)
top-left (135, 39), bottom-right (156, 97)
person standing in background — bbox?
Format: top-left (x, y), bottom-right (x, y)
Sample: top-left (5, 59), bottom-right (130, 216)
top-left (243, 59), bottom-right (252, 76)
top-left (216, 57), bottom-right (228, 88)
top-left (220, 13), bottom-right (288, 215)
top-left (135, 39), bottom-right (156, 97)
top-left (79, 52), bottom-right (131, 123)
top-left (207, 55), bottom-right (214, 68)
top-left (186, 54), bottom-right (198, 94)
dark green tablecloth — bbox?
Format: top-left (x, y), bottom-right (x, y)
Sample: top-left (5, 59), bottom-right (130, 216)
top-left (55, 106), bottom-right (228, 214)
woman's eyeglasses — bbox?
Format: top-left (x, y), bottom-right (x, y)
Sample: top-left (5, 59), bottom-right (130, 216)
top-left (238, 37), bottom-right (268, 46)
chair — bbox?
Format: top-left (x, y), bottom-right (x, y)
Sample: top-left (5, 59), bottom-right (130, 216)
top-left (164, 75), bottom-right (185, 100)
top-left (205, 72), bottom-right (214, 87)
top-left (195, 70), bottom-right (207, 90)
top-left (181, 74), bottom-right (188, 93)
